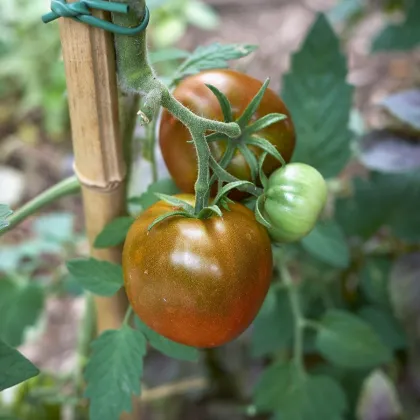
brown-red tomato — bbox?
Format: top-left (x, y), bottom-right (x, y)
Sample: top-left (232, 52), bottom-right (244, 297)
top-left (122, 194), bottom-right (273, 348)
top-left (159, 69), bottom-right (296, 195)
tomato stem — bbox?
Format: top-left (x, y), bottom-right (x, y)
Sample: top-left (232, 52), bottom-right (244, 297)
top-left (280, 258), bottom-right (306, 375)
top-left (0, 175), bottom-right (80, 236)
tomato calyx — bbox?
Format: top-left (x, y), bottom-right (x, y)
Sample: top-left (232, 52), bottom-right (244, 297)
top-left (204, 80), bottom-right (287, 188)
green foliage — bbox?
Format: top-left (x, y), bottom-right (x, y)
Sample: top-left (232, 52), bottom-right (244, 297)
top-left (94, 217), bottom-right (135, 248)
top-left (282, 14), bottom-right (353, 178)
top-left (66, 258), bottom-right (123, 296)
top-left (301, 221), bottom-right (350, 269)
top-left (372, 0), bottom-right (420, 52)
top-left (129, 178), bottom-right (180, 210)
top-left (359, 258), bottom-right (392, 307)
top-left (251, 287), bottom-right (294, 358)
top-left (0, 279), bottom-right (45, 347)
top-left (253, 361), bottom-right (347, 419)
top-left (0, 339), bottom-right (39, 391)
top-left (0, 204), bottom-right (12, 231)
top-left (84, 326), bottom-right (147, 420)
top-left (315, 310), bottom-right (392, 369)
top-left (358, 306), bottom-right (407, 351)
top-left (172, 43), bottom-right (258, 84)
top-left (33, 212), bottom-right (75, 243)
top-left (135, 317), bottom-right (199, 361)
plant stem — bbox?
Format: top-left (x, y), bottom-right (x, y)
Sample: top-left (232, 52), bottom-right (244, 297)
top-left (123, 305), bottom-right (134, 325)
top-left (279, 259), bottom-right (305, 374)
top-left (145, 116), bottom-right (158, 183)
top-left (1, 175), bottom-right (80, 235)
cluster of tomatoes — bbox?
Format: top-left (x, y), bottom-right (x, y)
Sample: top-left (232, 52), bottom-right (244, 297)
top-left (122, 70), bottom-right (327, 348)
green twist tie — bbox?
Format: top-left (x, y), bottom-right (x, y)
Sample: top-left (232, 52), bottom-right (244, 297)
top-left (42, 0), bottom-right (150, 36)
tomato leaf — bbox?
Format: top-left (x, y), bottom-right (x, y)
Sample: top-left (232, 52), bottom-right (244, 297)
top-left (172, 43), bottom-right (257, 84)
top-left (372, 0), bottom-right (420, 52)
top-left (301, 220), bottom-right (350, 268)
top-left (149, 48), bottom-right (189, 65)
top-left (253, 361), bottom-right (348, 419)
top-left (315, 310), bottom-right (392, 369)
top-left (135, 317), bottom-right (199, 362)
top-left (237, 79), bottom-right (270, 128)
top-left (205, 83), bottom-right (233, 122)
top-left (84, 326), bottom-right (147, 420)
top-left (94, 216), bottom-right (135, 248)
top-left (282, 13), bottom-right (353, 178)
top-left (0, 204), bottom-right (12, 232)
top-left (129, 178), bottom-right (180, 210)
top-left (358, 306), bottom-right (407, 351)
top-left (380, 89), bottom-right (420, 132)
top-left (66, 258), bottom-right (123, 296)
top-left (244, 113), bottom-right (287, 135)
top-left (251, 287), bottom-right (293, 358)
top-left (0, 280), bottom-right (45, 347)
top-left (0, 339), bottom-right (39, 391)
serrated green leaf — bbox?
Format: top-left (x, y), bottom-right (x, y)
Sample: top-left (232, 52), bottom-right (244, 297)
top-left (316, 310), bottom-right (392, 369)
top-left (251, 287), bottom-right (293, 358)
top-left (0, 281), bottom-right (45, 347)
top-left (135, 317), bottom-right (199, 361)
top-left (0, 204), bottom-right (12, 231)
top-left (0, 339), bottom-right (39, 391)
top-left (372, 1), bottom-right (420, 52)
top-left (359, 258), bottom-right (392, 307)
top-left (129, 178), bottom-right (180, 210)
top-left (358, 306), bottom-right (406, 351)
top-left (84, 326), bottom-right (147, 420)
top-left (66, 258), bottom-right (123, 296)
top-left (149, 48), bottom-right (189, 64)
top-left (281, 14), bottom-right (353, 177)
top-left (301, 221), bottom-right (350, 269)
top-left (254, 362), bottom-right (347, 420)
top-left (173, 43), bottom-right (257, 83)
top-left (94, 217), bottom-right (135, 248)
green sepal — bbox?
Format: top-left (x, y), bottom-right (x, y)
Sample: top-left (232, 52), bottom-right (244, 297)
top-left (244, 113), bottom-right (286, 135)
top-left (238, 144), bottom-right (258, 183)
top-left (255, 194), bottom-right (272, 229)
top-left (205, 83), bottom-right (234, 122)
top-left (213, 180), bottom-right (255, 206)
top-left (154, 193), bottom-right (195, 213)
top-left (197, 205), bottom-right (223, 219)
top-left (246, 136), bottom-right (286, 166)
top-left (258, 152), bottom-right (269, 190)
top-left (209, 142), bottom-right (236, 186)
top-left (148, 210), bottom-right (193, 231)
top-left (237, 78), bottom-right (270, 127)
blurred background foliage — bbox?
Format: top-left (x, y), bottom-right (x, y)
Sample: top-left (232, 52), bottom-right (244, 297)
top-left (1, 0), bottom-right (420, 419)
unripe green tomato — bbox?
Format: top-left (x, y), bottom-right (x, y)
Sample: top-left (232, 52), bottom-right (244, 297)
top-left (262, 163), bottom-right (327, 243)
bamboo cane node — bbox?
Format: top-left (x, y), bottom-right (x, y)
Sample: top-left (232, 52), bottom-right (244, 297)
top-left (73, 161), bottom-right (127, 192)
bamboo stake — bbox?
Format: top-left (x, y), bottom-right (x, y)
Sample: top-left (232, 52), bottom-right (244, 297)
top-left (58, 5), bottom-right (140, 419)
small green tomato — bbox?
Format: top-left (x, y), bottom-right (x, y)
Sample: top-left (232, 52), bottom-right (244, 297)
top-left (262, 163), bottom-right (327, 243)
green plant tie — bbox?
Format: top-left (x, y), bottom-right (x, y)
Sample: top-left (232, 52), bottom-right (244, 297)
top-left (42, 0), bottom-right (150, 36)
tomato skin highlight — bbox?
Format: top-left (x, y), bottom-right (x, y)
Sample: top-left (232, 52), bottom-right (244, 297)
top-left (122, 195), bottom-right (273, 348)
top-left (263, 163), bottom-right (327, 243)
top-left (159, 69), bottom-right (296, 195)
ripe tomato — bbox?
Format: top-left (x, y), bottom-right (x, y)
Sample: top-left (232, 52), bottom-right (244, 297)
top-left (122, 194), bottom-right (273, 348)
top-left (262, 163), bottom-right (327, 243)
top-left (159, 69), bottom-right (296, 194)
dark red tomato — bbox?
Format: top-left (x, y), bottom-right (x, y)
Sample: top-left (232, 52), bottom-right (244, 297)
top-left (122, 194), bottom-right (273, 348)
top-left (159, 69), bottom-right (296, 195)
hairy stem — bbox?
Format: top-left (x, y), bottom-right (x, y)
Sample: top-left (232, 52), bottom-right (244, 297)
top-left (1, 176), bottom-right (80, 235)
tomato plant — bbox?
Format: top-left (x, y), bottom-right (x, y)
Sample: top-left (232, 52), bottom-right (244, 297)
top-left (262, 163), bottom-right (327, 243)
top-left (159, 69), bottom-right (296, 195)
top-left (122, 194), bottom-right (273, 348)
